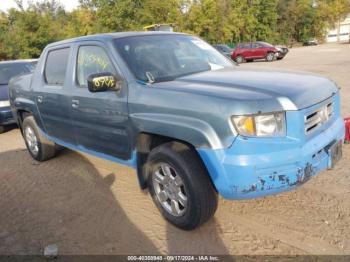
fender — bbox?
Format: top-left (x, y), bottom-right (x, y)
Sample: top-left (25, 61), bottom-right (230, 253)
top-left (130, 113), bottom-right (224, 150)
top-left (13, 97), bottom-right (46, 132)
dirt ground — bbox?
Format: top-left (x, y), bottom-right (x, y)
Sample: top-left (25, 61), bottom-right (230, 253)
top-left (0, 43), bottom-right (350, 256)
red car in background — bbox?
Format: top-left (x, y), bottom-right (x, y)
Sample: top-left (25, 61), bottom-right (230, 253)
top-left (232, 41), bottom-right (286, 63)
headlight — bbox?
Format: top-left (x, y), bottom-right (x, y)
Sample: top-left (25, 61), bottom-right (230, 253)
top-left (0, 100), bottom-right (10, 108)
top-left (232, 112), bottom-right (286, 137)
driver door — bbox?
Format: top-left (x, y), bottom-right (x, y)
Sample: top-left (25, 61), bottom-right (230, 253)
top-left (69, 43), bottom-right (131, 160)
top-left (251, 43), bottom-right (265, 59)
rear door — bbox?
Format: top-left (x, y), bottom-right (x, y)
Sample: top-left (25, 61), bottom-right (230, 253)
top-left (69, 42), bottom-right (131, 160)
top-left (35, 46), bottom-right (75, 144)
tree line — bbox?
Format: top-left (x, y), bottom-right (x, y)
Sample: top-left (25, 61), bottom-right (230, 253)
top-left (0, 0), bottom-right (349, 60)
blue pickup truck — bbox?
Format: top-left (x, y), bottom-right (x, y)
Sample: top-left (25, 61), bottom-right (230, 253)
top-left (9, 32), bottom-right (344, 230)
top-left (0, 60), bottom-right (35, 133)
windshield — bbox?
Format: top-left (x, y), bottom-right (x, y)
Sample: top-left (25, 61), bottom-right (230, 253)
top-left (0, 63), bottom-right (34, 85)
top-left (114, 35), bottom-right (235, 83)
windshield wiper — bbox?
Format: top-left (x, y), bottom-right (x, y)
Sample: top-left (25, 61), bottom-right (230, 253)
top-left (141, 68), bottom-right (212, 85)
top-left (153, 76), bottom-right (176, 83)
top-left (143, 72), bottom-right (176, 84)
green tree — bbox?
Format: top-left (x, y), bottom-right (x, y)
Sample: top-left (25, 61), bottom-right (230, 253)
top-left (1, 0), bottom-right (350, 60)
top-left (0, 0), bottom-right (69, 59)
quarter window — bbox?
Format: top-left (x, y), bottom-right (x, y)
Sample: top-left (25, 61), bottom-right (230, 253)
top-left (45, 48), bottom-right (70, 85)
top-left (76, 46), bottom-right (116, 87)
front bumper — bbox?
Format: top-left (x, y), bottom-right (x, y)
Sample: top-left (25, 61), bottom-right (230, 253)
top-left (198, 116), bottom-right (345, 200)
top-left (0, 107), bottom-right (15, 126)
top-left (277, 50), bottom-right (288, 58)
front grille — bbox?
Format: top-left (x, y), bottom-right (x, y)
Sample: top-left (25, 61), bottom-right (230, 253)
top-left (305, 102), bottom-right (334, 134)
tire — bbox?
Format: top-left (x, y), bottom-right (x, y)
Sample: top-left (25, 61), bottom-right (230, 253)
top-left (0, 126), bottom-right (4, 134)
top-left (235, 55), bottom-right (244, 64)
top-left (146, 142), bottom-right (218, 230)
top-left (22, 115), bottom-right (56, 161)
top-left (266, 52), bottom-right (275, 62)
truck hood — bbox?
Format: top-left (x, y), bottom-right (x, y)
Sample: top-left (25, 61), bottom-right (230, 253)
top-left (0, 84), bottom-right (9, 101)
top-left (154, 68), bottom-right (338, 111)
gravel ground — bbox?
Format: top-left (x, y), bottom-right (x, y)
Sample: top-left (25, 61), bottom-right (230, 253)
top-left (0, 43), bottom-right (349, 255)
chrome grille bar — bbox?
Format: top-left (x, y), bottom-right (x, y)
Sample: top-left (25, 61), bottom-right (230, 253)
top-left (305, 102), bottom-right (334, 134)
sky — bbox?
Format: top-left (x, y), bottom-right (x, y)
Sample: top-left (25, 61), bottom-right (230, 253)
top-left (0, 0), bottom-right (80, 12)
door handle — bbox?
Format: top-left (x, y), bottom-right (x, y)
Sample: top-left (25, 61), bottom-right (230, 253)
top-left (72, 99), bottom-right (79, 109)
top-left (37, 96), bottom-right (43, 103)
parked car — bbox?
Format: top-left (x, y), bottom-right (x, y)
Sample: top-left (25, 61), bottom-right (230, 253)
top-left (9, 32), bottom-right (344, 230)
top-left (232, 41), bottom-right (278, 63)
top-left (0, 60), bottom-right (35, 133)
top-left (144, 24), bottom-right (175, 32)
top-left (213, 44), bottom-right (233, 58)
top-left (303, 39), bottom-right (318, 46)
top-left (24, 59), bottom-right (38, 67)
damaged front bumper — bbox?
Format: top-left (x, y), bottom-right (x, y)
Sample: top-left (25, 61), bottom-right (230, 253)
top-left (198, 116), bottom-right (345, 200)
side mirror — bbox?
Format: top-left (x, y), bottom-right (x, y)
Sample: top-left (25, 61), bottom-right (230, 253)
top-left (87, 73), bottom-right (120, 93)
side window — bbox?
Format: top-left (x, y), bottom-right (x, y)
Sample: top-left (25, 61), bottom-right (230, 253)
top-left (45, 48), bottom-right (70, 85)
top-left (77, 46), bottom-right (116, 87)
top-left (240, 43), bottom-right (251, 49)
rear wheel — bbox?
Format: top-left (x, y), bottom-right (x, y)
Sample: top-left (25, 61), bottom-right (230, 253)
top-left (0, 126), bottom-right (4, 134)
top-left (146, 142), bottom-right (218, 230)
top-left (266, 52), bottom-right (275, 62)
top-left (235, 55), bottom-right (244, 64)
top-left (22, 116), bottom-right (57, 161)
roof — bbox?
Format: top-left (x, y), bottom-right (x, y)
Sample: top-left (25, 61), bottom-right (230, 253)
top-left (47, 31), bottom-right (186, 48)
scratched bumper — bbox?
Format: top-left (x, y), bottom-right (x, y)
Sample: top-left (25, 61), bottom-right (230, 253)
top-left (0, 107), bottom-right (15, 126)
top-left (198, 116), bottom-right (345, 200)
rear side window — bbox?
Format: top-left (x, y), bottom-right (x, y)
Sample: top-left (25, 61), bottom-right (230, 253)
top-left (45, 48), bottom-right (70, 85)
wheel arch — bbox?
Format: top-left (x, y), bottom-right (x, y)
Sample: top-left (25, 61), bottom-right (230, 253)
top-left (135, 132), bottom-right (217, 192)
top-left (16, 109), bottom-right (32, 133)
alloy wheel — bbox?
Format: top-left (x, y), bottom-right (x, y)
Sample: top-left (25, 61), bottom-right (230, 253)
top-left (25, 126), bottom-right (39, 156)
top-left (152, 163), bottom-right (188, 217)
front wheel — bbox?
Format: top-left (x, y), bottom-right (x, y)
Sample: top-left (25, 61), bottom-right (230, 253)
top-left (146, 142), bottom-right (218, 230)
top-left (266, 52), bottom-right (275, 62)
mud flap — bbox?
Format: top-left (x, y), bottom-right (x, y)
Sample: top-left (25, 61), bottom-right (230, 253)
top-left (326, 140), bottom-right (342, 170)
